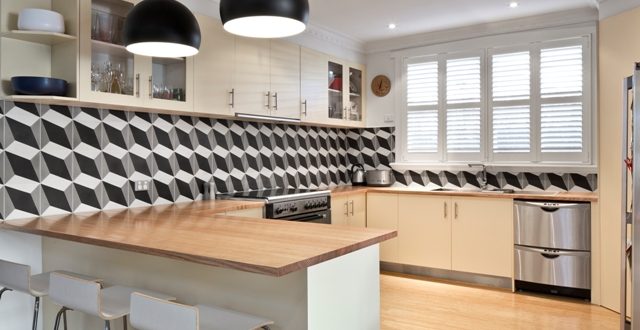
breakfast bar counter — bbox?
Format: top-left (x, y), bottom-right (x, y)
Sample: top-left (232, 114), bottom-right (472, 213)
top-left (0, 201), bottom-right (395, 330)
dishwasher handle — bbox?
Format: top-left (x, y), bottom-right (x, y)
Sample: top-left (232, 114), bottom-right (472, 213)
top-left (515, 200), bottom-right (585, 212)
top-left (516, 245), bottom-right (589, 257)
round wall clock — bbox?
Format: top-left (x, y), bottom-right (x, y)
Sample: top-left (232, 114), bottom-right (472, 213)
top-left (371, 75), bottom-right (391, 97)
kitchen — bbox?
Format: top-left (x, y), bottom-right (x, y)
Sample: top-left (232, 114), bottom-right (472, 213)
top-left (0, 0), bottom-right (636, 329)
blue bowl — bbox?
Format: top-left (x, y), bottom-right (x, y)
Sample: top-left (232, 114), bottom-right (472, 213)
top-left (11, 76), bottom-right (68, 96)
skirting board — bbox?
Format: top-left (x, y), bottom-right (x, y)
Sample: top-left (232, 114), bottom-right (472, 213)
top-left (380, 262), bottom-right (512, 289)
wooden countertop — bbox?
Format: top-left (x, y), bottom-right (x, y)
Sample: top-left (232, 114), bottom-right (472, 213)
top-left (328, 186), bottom-right (597, 202)
top-left (0, 201), bottom-right (396, 277)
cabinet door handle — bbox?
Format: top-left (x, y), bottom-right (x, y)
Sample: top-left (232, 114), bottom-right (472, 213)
top-left (444, 202), bottom-right (447, 219)
top-left (343, 201), bottom-right (349, 216)
top-left (265, 92), bottom-right (271, 109)
top-left (273, 92), bottom-right (278, 111)
top-left (302, 100), bottom-right (308, 116)
top-left (148, 76), bottom-right (153, 98)
top-left (229, 88), bottom-right (235, 108)
top-left (454, 202), bottom-right (458, 219)
top-left (349, 200), bottom-right (354, 216)
top-left (135, 74), bottom-right (140, 97)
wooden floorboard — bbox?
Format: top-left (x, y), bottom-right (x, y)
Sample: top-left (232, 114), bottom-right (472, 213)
top-left (380, 272), bottom-right (619, 330)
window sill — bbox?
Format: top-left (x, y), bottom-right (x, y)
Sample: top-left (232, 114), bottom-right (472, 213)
top-left (390, 162), bottom-right (598, 174)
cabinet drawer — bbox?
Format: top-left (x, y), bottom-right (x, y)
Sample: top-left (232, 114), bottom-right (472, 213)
top-left (515, 246), bottom-right (590, 289)
top-left (514, 200), bottom-right (591, 250)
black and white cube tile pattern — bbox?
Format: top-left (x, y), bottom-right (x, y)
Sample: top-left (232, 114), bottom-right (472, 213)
top-left (0, 102), bottom-right (350, 220)
top-left (346, 127), bottom-right (598, 192)
top-left (0, 102), bottom-right (597, 221)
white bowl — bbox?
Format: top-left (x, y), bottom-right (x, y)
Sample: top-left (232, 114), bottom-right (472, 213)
top-left (18, 8), bottom-right (65, 34)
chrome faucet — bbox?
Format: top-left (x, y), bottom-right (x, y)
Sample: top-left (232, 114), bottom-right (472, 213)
top-left (468, 163), bottom-right (487, 190)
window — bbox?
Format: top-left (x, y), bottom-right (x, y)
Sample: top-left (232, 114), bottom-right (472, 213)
top-left (400, 36), bottom-right (591, 165)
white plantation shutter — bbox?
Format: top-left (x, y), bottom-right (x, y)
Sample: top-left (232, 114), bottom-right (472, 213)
top-left (541, 103), bottom-right (583, 152)
top-left (405, 59), bottom-right (440, 157)
top-left (407, 62), bottom-right (438, 106)
top-left (490, 51), bottom-right (531, 155)
top-left (446, 57), bottom-right (482, 154)
top-left (540, 46), bottom-right (583, 98)
top-left (539, 44), bottom-right (585, 157)
top-left (399, 36), bottom-right (590, 165)
top-left (493, 105), bottom-right (530, 153)
top-left (407, 110), bottom-right (438, 153)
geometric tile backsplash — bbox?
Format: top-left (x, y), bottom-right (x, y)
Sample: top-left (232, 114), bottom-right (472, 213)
top-left (0, 101), bottom-right (597, 220)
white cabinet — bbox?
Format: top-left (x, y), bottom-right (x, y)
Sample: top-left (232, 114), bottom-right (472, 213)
top-left (300, 47), bottom-right (329, 123)
top-left (0, 0), bottom-right (79, 99)
top-left (366, 193), bottom-right (399, 263)
top-left (331, 193), bottom-right (366, 228)
top-left (398, 195), bottom-right (451, 269)
top-left (367, 193), bottom-right (513, 277)
top-left (233, 37), bottom-right (300, 119)
top-left (194, 14), bottom-right (235, 116)
top-left (450, 197), bottom-right (512, 277)
top-left (78, 0), bottom-right (194, 112)
top-left (327, 59), bottom-right (365, 126)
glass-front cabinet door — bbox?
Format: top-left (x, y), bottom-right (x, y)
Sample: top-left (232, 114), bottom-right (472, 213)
top-left (328, 61), bottom-right (344, 120)
top-left (145, 56), bottom-right (193, 111)
top-left (80, 0), bottom-right (140, 104)
top-left (80, 0), bottom-right (193, 111)
top-left (348, 66), bottom-right (363, 122)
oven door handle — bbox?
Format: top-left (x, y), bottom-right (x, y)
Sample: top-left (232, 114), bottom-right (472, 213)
top-left (283, 213), bottom-right (328, 222)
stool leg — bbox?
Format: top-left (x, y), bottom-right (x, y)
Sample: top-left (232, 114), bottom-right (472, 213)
top-left (0, 288), bottom-right (12, 300)
top-left (122, 316), bottom-right (128, 330)
top-left (53, 307), bottom-right (70, 330)
top-left (104, 320), bottom-right (110, 330)
top-left (31, 297), bottom-right (40, 330)
top-left (62, 308), bottom-right (68, 330)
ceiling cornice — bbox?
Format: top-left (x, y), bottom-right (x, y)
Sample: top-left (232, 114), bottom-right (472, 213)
top-left (598, 0), bottom-right (640, 19)
top-left (364, 7), bottom-right (599, 54)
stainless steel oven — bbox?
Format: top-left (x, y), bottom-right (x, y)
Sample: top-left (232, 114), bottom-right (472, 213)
top-left (218, 188), bottom-right (332, 224)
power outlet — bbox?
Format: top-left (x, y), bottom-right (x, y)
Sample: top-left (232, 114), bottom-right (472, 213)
top-left (384, 114), bottom-right (395, 123)
top-left (135, 180), bottom-right (150, 192)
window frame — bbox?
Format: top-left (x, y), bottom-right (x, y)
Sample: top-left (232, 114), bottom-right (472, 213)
top-left (396, 32), bottom-right (594, 167)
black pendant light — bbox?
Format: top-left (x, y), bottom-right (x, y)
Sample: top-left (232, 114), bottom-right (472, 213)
top-left (220, 0), bottom-right (309, 38)
top-left (123, 0), bottom-right (201, 57)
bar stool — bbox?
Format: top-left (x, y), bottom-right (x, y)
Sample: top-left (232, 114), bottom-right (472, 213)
top-left (130, 292), bottom-right (274, 330)
top-left (0, 259), bottom-right (101, 330)
top-left (49, 272), bottom-right (175, 330)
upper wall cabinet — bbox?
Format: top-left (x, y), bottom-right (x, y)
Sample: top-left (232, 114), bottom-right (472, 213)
top-left (194, 13), bottom-right (235, 117)
top-left (232, 37), bottom-right (300, 120)
top-left (78, 0), bottom-right (194, 112)
top-left (0, 0), bottom-right (79, 99)
top-left (327, 59), bottom-right (365, 126)
top-left (300, 47), bottom-right (329, 123)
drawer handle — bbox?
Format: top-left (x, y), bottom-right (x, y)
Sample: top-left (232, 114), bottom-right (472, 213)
top-left (541, 252), bottom-right (561, 259)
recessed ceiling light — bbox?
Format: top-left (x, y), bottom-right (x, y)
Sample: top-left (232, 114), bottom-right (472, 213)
top-left (509, 1), bottom-right (519, 8)
top-left (388, 23), bottom-right (397, 30)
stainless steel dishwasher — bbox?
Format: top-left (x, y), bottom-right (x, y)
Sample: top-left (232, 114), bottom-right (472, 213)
top-left (513, 200), bottom-right (591, 299)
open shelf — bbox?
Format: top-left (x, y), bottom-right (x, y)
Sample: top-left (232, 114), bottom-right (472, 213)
top-left (328, 88), bottom-right (342, 93)
top-left (91, 39), bottom-right (129, 57)
top-left (2, 30), bottom-right (76, 45)
top-left (7, 95), bottom-right (78, 103)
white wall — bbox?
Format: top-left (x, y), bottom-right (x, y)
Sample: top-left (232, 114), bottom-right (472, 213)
top-left (365, 52), bottom-right (396, 128)
top-left (0, 230), bottom-right (43, 330)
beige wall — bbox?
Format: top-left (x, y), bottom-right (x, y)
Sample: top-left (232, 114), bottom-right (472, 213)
top-left (598, 6), bottom-right (640, 312)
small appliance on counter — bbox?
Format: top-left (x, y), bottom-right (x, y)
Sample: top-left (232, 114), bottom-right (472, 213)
top-left (365, 170), bottom-right (393, 187)
top-left (350, 163), bottom-right (366, 186)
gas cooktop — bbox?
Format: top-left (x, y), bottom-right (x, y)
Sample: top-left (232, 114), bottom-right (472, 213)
top-left (217, 188), bottom-right (329, 202)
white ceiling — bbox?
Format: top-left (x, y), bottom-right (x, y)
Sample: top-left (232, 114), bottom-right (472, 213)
top-left (307, 0), bottom-right (599, 43)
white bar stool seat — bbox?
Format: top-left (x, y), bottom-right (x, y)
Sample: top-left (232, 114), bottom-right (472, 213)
top-left (130, 292), bottom-right (274, 330)
top-left (49, 272), bottom-right (176, 330)
top-left (0, 259), bottom-right (101, 330)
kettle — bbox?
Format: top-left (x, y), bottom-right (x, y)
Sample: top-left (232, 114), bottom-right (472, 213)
top-left (350, 163), bottom-right (366, 186)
